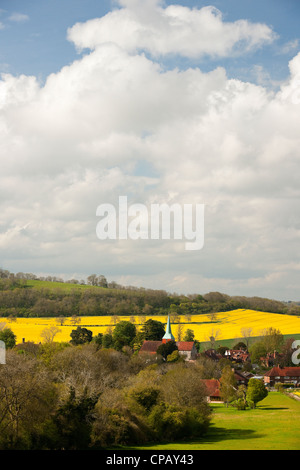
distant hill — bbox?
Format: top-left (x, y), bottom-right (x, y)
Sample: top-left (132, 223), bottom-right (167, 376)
top-left (0, 268), bottom-right (299, 318)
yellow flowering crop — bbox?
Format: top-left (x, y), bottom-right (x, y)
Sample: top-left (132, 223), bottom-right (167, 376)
top-left (2, 308), bottom-right (299, 345)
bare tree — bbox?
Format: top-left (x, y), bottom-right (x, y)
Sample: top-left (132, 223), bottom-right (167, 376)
top-left (206, 328), bottom-right (221, 349)
top-left (56, 316), bottom-right (66, 326)
top-left (70, 315), bottom-right (81, 326)
top-left (240, 327), bottom-right (253, 349)
top-left (209, 311), bottom-right (217, 322)
top-left (40, 326), bottom-right (62, 343)
top-left (176, 322), bottom-right (184, 342)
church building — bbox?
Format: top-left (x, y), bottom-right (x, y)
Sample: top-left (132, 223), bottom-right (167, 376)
top-left (139, 315), bottom-right (197, 361)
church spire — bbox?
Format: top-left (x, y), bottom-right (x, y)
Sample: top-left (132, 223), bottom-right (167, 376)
top-left (162, 315), bottom-right (175, 343)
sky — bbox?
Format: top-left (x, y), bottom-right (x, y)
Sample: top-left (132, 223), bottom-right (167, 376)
top-left (0, 0), bottom-right (299, 300)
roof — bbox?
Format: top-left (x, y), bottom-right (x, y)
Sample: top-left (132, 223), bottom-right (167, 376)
top-left (139, 340), bottom-right (162, 353)
top-left (234, 370), bottom-right (249, 382)
top-left (176, 341), bottom-right (195, 351)
top-left (204, 349), bottom-right (222, 361)
top-left (264, 367), bottom-right (300, 377)
top-left (202, 379), bottom-right (221, 397)
top-left (162, 315), bottom-right (175, 341)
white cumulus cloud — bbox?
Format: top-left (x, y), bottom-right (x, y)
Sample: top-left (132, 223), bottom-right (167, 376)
top-left (67, 1), bottom-right (276, 58)
top-left (0, 1), bottom-right (299, 300)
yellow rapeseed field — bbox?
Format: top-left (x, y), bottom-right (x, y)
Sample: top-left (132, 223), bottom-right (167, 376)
top-left (2, 309), bottom-right (300, 345)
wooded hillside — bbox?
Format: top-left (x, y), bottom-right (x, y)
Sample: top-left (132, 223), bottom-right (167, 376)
top-left (0, 269), bottom-right (299, 318)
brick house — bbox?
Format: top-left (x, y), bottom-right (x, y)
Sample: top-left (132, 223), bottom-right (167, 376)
top-left (224, 349), bottom-right (250, 363)
top-left (202, 379), bottom-right (222, 402)
top-left (203, 349), bottom-right (223, 362)
top-left (176, 341), bottom-right (198, 360)
top-left (234, 369), bottom-right (251, 386)
top-left (264, 366), bottom-right (300, 387)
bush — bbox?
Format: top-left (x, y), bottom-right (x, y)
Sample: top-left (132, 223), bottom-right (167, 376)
top-left (231, 398), bottom-right (248, 410)
top-left (129, 386), bottom-right (160, 412)
top-left (91, 405), bottom-right (151, 447)
top-left (148, 402), bottom-right (209, 442)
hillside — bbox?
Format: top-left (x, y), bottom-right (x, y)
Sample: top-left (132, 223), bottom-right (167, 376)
top-left (0, 269), bottom-right (300, 319)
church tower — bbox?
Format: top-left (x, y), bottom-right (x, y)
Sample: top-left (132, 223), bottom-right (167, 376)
top-left (162, 315), bottom-right (175, 343)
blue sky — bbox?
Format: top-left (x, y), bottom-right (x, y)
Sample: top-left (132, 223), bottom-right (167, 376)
top-left (0, 0), bottom-right (299, 300)
top-left (0, 0), bottom-right (299, 82)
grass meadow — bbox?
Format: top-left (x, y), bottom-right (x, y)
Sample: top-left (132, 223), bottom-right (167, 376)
top-left (128, 392), bottom-right (300, 450)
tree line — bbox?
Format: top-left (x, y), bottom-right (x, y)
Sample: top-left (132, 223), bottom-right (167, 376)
top-left (0, 342), bottom-right (213, 449)
top-left (0, 269), bottom-right (299, 318)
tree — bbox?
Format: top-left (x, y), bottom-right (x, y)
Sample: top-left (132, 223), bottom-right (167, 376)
top-left (176, 322), bottom-right (184, 341)
top-left (112, 321), bottom-right (136, 350)
top-left (219, 365), bottom-right (237, 407)
top-left (102, 333), bottom-right (113, 349)
top-left (70, 327), bottom-right (93, 346)
top-left (87, 274), bottom-right (97, 286)
top-left (52, 387), bottom-right (98, 450)
top-left (56, 316), bottom-right (66, 326)
top-left (183, 329), bottom-right (195, 342)
top-left (0, 352), bottom-right (58, 448)
top-left (70, 315), bottom-right (81, 326)
top-left (261, 327), bottom-right (284, 354)
top-left (166, 350), bottom-right (182, 363)
top-left (156, 341), bottom-right (178, 361)
top-left (240, 327), bottom-right (253, 349)
top-left (129, 385), bottom-right (160, 412)
top-left (246, 379), bottom-right (268, 408)
top-left (40, 326), bottom-right (61, 343)
top-left (97, 275), bottom-right (108, 288)
top-left (233, 342), bottom-right (247, 350)
top-left (140, 319), bottom-right (165, 341)
top-left (0, 327), bottom-right (16, 349)
top-left (249, 341), bottom-right (267, 364)
top-left (235, 385), bottom-right (248, 410)
top-left (160, 363), bottom-right (211, 414)
top-left (94, 333), bottom-right (103, 348)
top-left (206, 328), bottom-right (221, 349)
top-left (209, 311), bottom-right (217, 322)
top-left (87, 274), bottom-right (108, 287)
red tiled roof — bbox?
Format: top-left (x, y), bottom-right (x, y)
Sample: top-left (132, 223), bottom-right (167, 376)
top-left (202, 379), bottom-right (221, 397)
top-left (139, 340), bottom-right (162, 353)
top-left (176, 341), bottom-right (194, 351)
top-left (264, 367), bottom-right (300, 377)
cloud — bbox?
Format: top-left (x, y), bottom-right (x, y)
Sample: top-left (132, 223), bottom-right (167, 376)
top-left (0, 3), bottom-right (299, 299)
top-left (67, 1), bottom-right (276, 58)
top-left (8, 13), bottom-right (29, 23)
top-left (279, 39), bottom-right (299, 55)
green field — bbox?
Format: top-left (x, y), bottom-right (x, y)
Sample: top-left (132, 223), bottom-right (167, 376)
top-left (129, 393), bottom-right (300, 450)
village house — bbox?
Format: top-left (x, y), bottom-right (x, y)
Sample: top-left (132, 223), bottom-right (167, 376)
top-left (203, 349), bottom-right (223, 362)
top-left (224, 349), bottom-right (250, 363)
top-left (233, 369), bottom-right (251, 386)
top-left (202, 379), bottom-right (222, 402)
top-left (263, 366), bottom-right (300, 387)
top-left (139, 315), bottom-right (198, 361)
